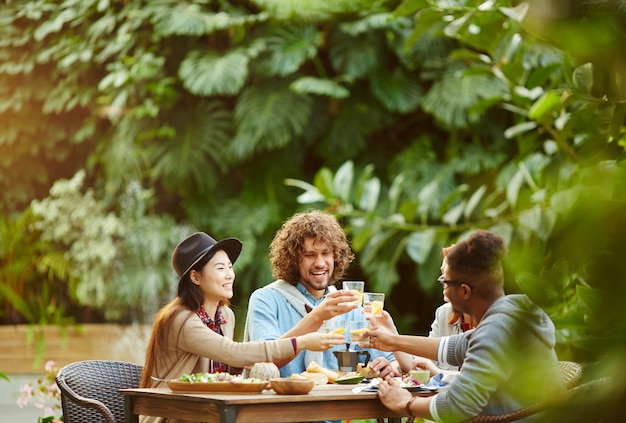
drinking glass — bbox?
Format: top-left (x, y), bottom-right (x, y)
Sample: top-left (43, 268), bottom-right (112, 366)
top-left (349, 320), bottom-right (370, 346)
top-left (323, 318), bottom-right (346, 335)
top-left (342, 281), bottom-right (365, 306)
top-left (362, 292), bottom-right (385, 317)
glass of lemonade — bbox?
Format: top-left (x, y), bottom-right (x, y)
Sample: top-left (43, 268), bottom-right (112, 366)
top-left (349, 320), bottom-right (370, 346)
top-left (363, 292), bottom-right (385, 317)
top-left (342, 281), bottom-right (365, 306)
top-left (323, 318), bottom-right (346, 335)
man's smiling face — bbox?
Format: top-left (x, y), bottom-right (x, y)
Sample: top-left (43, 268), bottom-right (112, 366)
top-left (298, 237), bottom-right (334, 298)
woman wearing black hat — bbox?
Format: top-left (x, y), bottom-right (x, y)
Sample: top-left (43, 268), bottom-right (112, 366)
top-left (140, 232), bottom-right (344, 397)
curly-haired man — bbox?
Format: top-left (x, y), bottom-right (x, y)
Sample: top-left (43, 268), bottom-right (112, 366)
top-left (245, 210), bottom-right (398, 385)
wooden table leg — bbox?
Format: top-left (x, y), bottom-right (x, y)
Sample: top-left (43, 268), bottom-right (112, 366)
top-left (125, 396), bottom-right (139, 423)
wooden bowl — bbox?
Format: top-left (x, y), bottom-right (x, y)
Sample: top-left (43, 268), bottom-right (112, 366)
top-left (270, 378), bottom-right (315, 395)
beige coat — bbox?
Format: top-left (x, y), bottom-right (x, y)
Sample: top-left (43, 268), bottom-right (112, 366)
top-left (140, 306), bottom-right (294, 423)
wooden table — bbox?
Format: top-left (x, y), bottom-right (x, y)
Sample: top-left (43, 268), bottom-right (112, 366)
top-left (122, 384), bottom-right (426, 423)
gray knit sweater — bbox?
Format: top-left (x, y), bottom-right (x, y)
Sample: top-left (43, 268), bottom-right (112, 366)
top-left (433, 294), bottom-right (566, 422)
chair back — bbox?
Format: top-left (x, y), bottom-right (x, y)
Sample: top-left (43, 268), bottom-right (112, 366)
top-left (56, 360), bottom-right (143, 423)
top-left (559, 360), bottom-right (583, 390)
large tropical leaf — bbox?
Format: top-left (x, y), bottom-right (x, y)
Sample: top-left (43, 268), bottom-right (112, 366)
top-left (179, 49), bottom-right (249, 96)
top-left (370, 67), bottom-right (422, 113)
top-left (316, 92), bottom-right (392, 163)
top-left (422, 69), bottom-right (509, 129)
top-left (290, 77), bottom-right (350, 98)
top-left (151, 2), bottom-right (269, 36)
top-left (254, 25), bottom-right (322, 76)
top-left (251, 0), bottom-right (376, 21)
top-left (328, 27), bottom-right (385, 78)
top-left (230, 82), bottom-right (313, 159)
top-left (151, 2), bottom-right (210, 36)
top-left (150, 100), bottom-right (232, 195)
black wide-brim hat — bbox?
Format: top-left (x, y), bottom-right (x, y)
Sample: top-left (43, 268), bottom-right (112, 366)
top-left (171, 232), bottom-right (242, 283)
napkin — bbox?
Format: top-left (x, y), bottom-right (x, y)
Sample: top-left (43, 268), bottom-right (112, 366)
top-left (424, 372), bottom-right (452, 389)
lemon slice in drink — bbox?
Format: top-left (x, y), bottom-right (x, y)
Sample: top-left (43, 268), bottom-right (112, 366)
top-left (331, 327), bottom-right (345, 335)
top-left (352, 290), bottom-right (363, 304)
top-left (350, 328), bottom-right (368, 335)
top-left (371, 301), bottom-right (383, 315)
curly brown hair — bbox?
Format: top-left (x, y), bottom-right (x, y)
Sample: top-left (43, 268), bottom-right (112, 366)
top-left (269, 210), bottom-right (355, 286)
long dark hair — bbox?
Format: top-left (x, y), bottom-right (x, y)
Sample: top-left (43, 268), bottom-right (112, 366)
top-left (140, 249), bottom-right (230, 387)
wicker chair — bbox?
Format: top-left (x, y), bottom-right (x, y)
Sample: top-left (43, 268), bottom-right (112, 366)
top-left (463, 361), bottom-right (584, 423)
top-left (56, 360), bottom-right (143, 423)
top-left (559, 360), bottom-right (583, 390)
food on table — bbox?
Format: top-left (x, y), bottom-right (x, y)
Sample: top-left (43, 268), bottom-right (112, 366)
top-left (409, 369), bottom-right (430, 384)
top-left (297, 371), bottom-right (329, 385)
top-left (177, 372), bottom-right (263, 384)
top-left (306, 361), bottom-right (339, 383)
top-left (389, 374), bottom-right (424, 387)
top-left (357, 363), bottom-right (379, 379)
top-left (249, 362), bottom-right (280, 380)
top-left (334, 372), bottom-right (365, 385)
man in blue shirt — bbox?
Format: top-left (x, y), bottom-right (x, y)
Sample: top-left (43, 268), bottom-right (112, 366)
top-left (245, 210), bottom-right (398, 380)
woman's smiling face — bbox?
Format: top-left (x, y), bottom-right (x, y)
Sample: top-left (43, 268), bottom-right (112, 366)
top-left (191, 250), bottom-right (235, 303)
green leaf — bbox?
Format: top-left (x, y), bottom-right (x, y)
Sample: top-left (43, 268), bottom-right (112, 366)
top-left (314, 167), bottom-right (336, 199)
top-left (151, 101), bottom-right (232, 194)
top-left (371, 68), bottom-right (422, 113)
top-left (152, 3), bottom-right (209, 36)
top-left (179, 50), bottom-right (249, 96)
top-left (230, 82), bottom-right (313, 158)
top-left (423, 71), bottom-right (509, 129)
top-left (290, 77), bottom-right (350, 99)
top-left (257, 25), bottom-right (321, 76)
top-left (340, 13), bottom-right (393, 36)
top-left (506, 167), bottom-right (524, 209)
top-left (464, 185), bottom-right (486, 221)
top-left (392, 0), bottom-right (429, 18)
top-left (577, 285), bottom-right (603, 314)
top-left (406, 229), bottom-right (436, 265)
top-left (550, 187), bottom-right (581, 215)
top-left (444, 12), bottom-right (472, 38)
top-left (328, 28), bottom-right (382, 78)
top-left (442, 201), bottom-right (465, 226)
top-left (572, 63), bottom-right (594, 95)
top-left (359, 178), bottom-right (381, 212)
top-left (528, 90), bottom-right (562, 120)
top-left (504, 121), bottom-right (537, 139)
top-left (334, 161), bottom-right (354, 203)
top-left (499, 3), bottom-right (529, 22)
top-left (284, 178), bottom-right (325, 204)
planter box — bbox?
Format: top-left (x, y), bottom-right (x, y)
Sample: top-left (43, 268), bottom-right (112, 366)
top-left (0, 324), bottom-right (151, 374)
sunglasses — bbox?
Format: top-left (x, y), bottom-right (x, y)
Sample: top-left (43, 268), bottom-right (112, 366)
top-left (437, 275), bottom-right (472, 289)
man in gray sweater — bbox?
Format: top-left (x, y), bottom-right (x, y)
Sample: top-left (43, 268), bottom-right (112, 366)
top-left (366, 230), bottom-right (566, 422)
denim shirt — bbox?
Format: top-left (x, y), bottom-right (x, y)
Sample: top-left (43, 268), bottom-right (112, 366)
top-left (246, 282), bottom-right (395, 378)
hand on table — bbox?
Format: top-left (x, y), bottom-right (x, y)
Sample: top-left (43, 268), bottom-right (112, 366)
top-left (377, 379), bottom-right (413, 415)
top-left (368, 357), bottom-right (399, 379)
